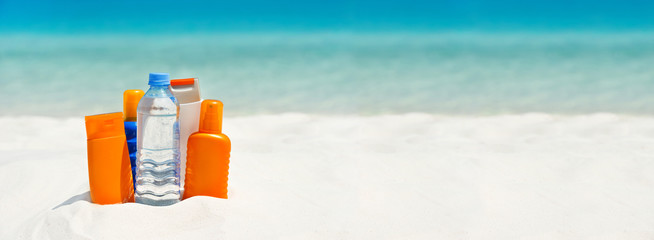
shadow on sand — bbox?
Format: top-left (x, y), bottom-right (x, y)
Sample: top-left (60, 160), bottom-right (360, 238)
top-left (53, 191), bottom-right (91, 210)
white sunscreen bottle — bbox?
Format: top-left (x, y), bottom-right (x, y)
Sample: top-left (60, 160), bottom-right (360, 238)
top-left (169, 78), bottom-right (202, 191)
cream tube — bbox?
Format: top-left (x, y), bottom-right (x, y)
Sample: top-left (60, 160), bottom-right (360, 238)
top-left (170, 78), bottom-right (202, 191)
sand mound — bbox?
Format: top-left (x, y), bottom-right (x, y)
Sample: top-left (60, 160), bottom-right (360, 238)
top-left (1, 113), bottom-right (654, 239)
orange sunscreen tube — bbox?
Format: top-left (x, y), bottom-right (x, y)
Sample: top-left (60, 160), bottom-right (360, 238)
top-left (183, 100), bottom-right (231, 199)
top-left (85, 112), bottom-right (134, 204)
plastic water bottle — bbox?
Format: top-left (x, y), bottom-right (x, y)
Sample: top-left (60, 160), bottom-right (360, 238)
top-left (135, 73), bottom-right (181, 206)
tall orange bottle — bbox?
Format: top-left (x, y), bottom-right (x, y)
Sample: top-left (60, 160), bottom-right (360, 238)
top-left (123, 89), bottom-right (144, 188)
top-left (85, 112), bottom-right (135, 204)
top-left (183, 100), bottom-right (231, 199)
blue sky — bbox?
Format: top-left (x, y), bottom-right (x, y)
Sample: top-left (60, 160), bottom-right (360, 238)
top-left (1, 0), bottom-right (654, 33)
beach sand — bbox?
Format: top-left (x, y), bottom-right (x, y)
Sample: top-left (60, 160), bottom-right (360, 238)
top-left (1, 113), bottom-right (654, 239)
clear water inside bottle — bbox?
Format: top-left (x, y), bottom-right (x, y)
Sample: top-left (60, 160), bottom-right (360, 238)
top-left (135, 86), bottom-right (181, 206)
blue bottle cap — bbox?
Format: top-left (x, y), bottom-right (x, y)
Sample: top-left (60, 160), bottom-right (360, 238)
top-left (148, 73), bottom-right (170, 86)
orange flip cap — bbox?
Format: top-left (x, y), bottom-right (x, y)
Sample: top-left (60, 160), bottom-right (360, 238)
top-left (123, 89), bottom-right (144, 121)
top-left (85, 112), bottom-right (126, 140)
top-left (171, 78), bottom-right (195, 86)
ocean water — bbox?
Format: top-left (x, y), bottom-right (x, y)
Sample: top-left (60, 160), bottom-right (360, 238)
top-left (1, 32), bottom-right (654, 117)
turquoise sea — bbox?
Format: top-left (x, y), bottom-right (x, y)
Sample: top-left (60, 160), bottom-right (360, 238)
top-left (2, 0), bottom-right (654, 116)
top-left (1, 32), bottom-right (654, 116)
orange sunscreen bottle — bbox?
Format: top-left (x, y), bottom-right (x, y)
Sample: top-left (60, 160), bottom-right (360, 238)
top-left (183, 100), bottom-right (231, 199)
top-left (85, 112), bottom-right (134, 204)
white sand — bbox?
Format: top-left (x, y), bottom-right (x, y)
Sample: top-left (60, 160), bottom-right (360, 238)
top-left (1, 113), bottom-right (654, 239)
